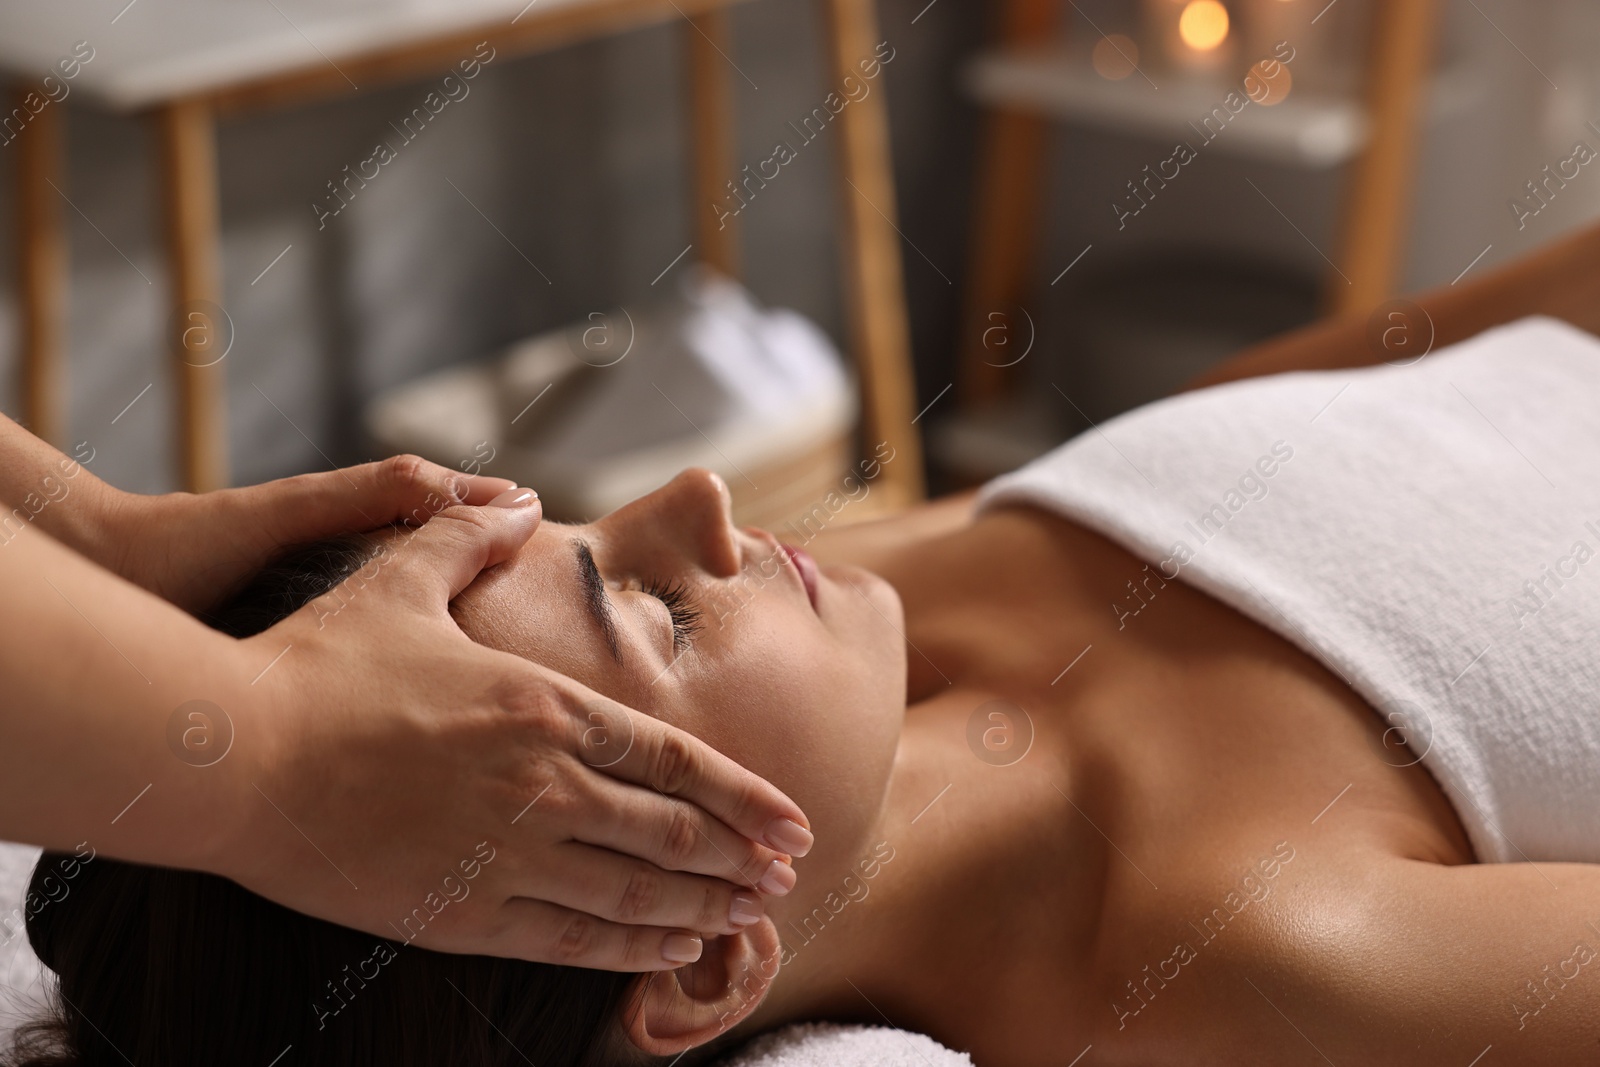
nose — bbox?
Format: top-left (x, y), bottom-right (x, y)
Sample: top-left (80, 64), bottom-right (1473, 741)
top-left (620, 467), bottom-right (742, 578)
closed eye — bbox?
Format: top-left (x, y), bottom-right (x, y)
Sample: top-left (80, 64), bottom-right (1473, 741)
top-left (644, 577), bottom-right (703, 654)
top-left (575, 537), bottom-right (702, 661)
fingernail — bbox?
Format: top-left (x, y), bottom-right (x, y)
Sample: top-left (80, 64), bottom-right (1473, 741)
top-left (763, 817), bottom-right (814, 858)
top-left (489, 488), bottom-right (537, 508)
top-left (469, 475), bottom-right (518, 494)
top-left (662, 932), bottom-right (703, 963)
top-left (729, 891), bottom-right (763, 926)
top-left (757, 859), bottom-right (796, 896)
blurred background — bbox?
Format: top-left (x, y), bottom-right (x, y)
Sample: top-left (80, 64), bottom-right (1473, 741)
top-left (1, 0), bottom-right (1598, 522)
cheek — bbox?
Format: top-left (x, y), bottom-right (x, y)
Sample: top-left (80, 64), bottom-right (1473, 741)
top-left (683, 584), bottom-right (903, 852)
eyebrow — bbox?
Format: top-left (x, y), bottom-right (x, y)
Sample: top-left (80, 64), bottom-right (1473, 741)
top-left (574, 539), bottom-right (624, 665)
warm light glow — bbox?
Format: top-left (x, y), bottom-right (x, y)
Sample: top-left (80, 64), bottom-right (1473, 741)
top-left (1178, 0), bottom-right (1230, 51)
top-left (1247, 58), bottom-right (1293, 105)
top-left (1092, 34), bottom-right (1141, 80)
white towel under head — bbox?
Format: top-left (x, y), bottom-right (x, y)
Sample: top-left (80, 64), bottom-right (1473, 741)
top-left (978, 315), bottom-right (1600, 865)
top-left (0, 842), bottom-right (48, 1042)
top-left (712, 1022), bottom-right (973, 1066)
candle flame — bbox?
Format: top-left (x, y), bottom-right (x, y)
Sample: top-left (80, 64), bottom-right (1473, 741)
top-left (1178, 0), bottom-right (1230, 51)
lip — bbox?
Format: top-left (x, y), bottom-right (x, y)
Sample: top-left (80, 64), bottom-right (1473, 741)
top-left (780, 543), bottom-right (820, 613)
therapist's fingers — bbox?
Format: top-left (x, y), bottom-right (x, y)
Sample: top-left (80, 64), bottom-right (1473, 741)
top-left (555, 685), bottom-right (814, 862)
top-left (313, 453), bottom-right (520, 515)
top-left (121, 455), bottom-right (525, 614)
top-left (238, 453), bottom-right (520, 546)
top-left (377, 493), bottom-right (543, 610)
top-left (576, 774), bottom-right (801, 898)
top-left (491, 898), bottom-right (708, 971)
top-left (537, 841), bottom-right (765, 935)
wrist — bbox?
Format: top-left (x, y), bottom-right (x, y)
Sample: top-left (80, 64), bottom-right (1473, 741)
top-left (94, 489), bottom-right (210, 604)
top-left (168, 631), bottom-right (287, 881)
top-left (79, 484), bottom-right (149, 579)
top-left (11, 453), bottom-right (124, 568)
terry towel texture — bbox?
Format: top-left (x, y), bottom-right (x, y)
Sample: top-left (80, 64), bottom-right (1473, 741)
top-left (0, 842), bottom-right (48, 1041)
top-left (714, 1022), bottom-right (973, 1066)
top-left (978, 315), bottom-right (1600, 865)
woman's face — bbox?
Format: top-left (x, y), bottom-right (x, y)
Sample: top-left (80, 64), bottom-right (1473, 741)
top-left (448, 468), bottom-right (908, 879)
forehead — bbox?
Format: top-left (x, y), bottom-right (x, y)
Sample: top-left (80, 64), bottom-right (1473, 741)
top-left (369, 518), bottom-right (577, 599)
top-left (403, 521), bottom-right (656, 707)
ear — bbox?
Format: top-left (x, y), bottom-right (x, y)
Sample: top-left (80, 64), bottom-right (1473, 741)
top-left (620, 918), bottom-right (784, 1057)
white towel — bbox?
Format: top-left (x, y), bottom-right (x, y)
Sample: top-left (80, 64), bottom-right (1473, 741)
top-left (714, 1022), bottom-right (973, 1066)
top-left (0, 842), bottom-right (47, 1041)
top-left (978, 315), bottom-right (1600, 865)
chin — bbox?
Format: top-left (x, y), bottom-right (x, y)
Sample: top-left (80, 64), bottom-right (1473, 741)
top-left (822, 563), bottom-right (903, 623)
top-left (824, 564), bottom-right (908, 713)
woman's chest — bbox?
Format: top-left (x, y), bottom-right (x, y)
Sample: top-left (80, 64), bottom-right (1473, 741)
top-left (900, 507), bottom-right (1473, 869)
top-left (1046, 573), bottom-right (1475, 874)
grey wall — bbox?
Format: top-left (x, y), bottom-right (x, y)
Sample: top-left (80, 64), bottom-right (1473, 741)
top-left (1, 0), bottom-right (1597, 493)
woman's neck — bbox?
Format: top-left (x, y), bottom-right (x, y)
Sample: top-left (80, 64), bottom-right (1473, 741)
top-left (737, 691), bottom-right (1109, 1053)
top-left (737, 507), bottom-right (1119, 1052)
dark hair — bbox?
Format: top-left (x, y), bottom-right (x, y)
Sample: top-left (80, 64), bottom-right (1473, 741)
top-left (4, 536), bottom-right (727, 1067)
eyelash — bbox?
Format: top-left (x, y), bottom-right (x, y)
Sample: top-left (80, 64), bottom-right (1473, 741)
top-left (643, 577), bottom-right (703, 653)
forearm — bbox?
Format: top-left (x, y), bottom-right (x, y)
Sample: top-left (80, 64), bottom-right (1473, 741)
top-left (0, 519), bottom-right (258, 870)
top-left (1180, 313), bottom-right (1371, 391)
top-left (1184, 223), bottom-right (1600, 392)
top-left (0, 412), bottom-right (123, 571)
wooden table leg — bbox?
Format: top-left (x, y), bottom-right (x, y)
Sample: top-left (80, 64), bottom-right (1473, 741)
top-left (956, 0), bottom-right (1059, 410)
top-left (1328, 0), bottom-right (1441, 316)
top-left (155, 97), bottom-right (227, 492)
top-left (16, 87), bottom-right (67, 447)
top-left (685, 7), bottom-right (740, 279)
top-left (821, 0), bottom-right (924, 506)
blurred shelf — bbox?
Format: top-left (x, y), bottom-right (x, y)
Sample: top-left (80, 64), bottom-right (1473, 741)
top-left (964, 44), bottom-right (1368, 167)
top-left (964, 45), bottom-right (1487, 172)
top-left (0, 0), bottom-right (757, 111)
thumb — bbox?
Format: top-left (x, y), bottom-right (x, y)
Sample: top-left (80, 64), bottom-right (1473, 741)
top-left (248, 454), bottom-right (522, 547)
top-left (376, 490), bottom-right (543, 611)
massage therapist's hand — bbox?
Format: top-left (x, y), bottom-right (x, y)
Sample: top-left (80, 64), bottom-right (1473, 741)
top-left (0, 413), bottom-right (519, 613)
top-left (104, 453), bottom-right (523, 614)
top-left (224, 491), bottom-right (812, 969)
